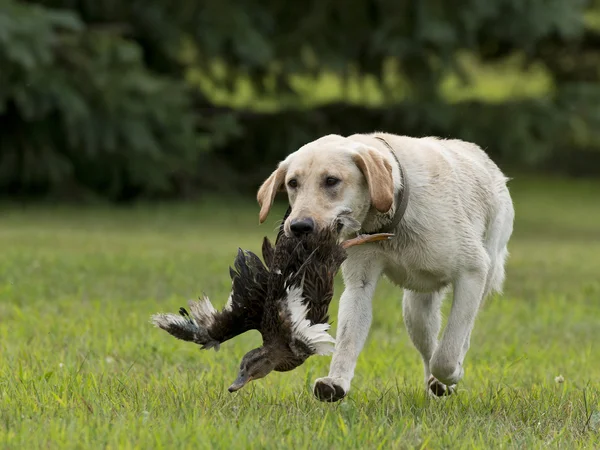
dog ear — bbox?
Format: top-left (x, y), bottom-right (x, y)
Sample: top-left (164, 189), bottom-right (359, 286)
top-left (352, 147), bottom-right (394, 213)
top-left (257, 164), bottom-right (287, 223)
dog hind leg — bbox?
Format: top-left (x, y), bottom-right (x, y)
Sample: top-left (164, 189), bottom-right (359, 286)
top-left (403, 289), bottom-right (455, 396)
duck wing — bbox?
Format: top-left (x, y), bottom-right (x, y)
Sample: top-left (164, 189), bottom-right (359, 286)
top-left (152, 248), bottom-right (269, 350)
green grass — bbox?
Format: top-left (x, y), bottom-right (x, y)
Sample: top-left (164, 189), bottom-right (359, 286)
top-left (1, 176), bottom-right (600, 449)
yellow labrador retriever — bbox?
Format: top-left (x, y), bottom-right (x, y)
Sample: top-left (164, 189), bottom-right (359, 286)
top-left (257, 132), bottom-right (514, 401)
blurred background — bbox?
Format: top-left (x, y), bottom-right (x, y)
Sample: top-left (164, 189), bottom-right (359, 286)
top-left (2, 0), bottom-right (600, 202)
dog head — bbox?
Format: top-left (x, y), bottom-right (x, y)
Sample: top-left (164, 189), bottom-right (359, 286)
top-left (257, 134), bottom-right (395, 237)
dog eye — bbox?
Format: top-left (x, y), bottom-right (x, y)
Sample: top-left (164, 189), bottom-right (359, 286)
top-left (325, 177), bottom-right (340, 187)
top-left (287, 179), bottom-right (298, 188)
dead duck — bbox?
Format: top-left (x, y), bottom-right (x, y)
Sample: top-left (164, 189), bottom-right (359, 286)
top-left (151, 227), bottom-right (392, 392)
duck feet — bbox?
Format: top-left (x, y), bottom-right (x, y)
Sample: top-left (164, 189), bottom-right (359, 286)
top-left (313, 377), bottom-right (349, 402)
top-left (427, 375), bottom-right (456, 397)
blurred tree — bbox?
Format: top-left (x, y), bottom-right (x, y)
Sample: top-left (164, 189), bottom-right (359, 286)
top-left (1, 0), bottom-right (599, 199)
top-left (0, 0), bottom-right (199, 200)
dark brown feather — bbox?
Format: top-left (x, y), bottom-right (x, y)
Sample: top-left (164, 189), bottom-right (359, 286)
top-left (261, 237), bottom-right (275, 270)
top-left (206, 248), bottom-right (269, 343)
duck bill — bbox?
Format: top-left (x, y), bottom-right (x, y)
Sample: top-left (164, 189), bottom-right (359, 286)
top-left (228, 374), bottom-right (252, 393)
top-left (341, 233), bottom-right (394, 249)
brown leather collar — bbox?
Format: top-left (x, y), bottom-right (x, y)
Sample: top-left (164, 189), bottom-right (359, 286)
top-left (361, 136), bottom-right (409, 235)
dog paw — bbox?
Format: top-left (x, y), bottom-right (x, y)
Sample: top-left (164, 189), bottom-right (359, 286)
top-left (313, 377), bottom-right (349, 402)
top-left (427, 375), bottom-right (456, 397)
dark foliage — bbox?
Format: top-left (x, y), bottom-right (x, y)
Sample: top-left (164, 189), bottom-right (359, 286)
top-left (207, 97), bottom-right (600, 193)
top-left (1, 0), bottom-right (600, 200)
top-left (0, 0), bottom-right (201, 200)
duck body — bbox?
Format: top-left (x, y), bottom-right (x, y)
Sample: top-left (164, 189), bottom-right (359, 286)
top-left (152, 220), bottom-right (392, 392)
top-left (256, 230), bottom-right (348, 369)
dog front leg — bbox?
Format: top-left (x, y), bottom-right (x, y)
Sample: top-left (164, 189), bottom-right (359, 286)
top-left (313, 259), bottom-right (382, 402)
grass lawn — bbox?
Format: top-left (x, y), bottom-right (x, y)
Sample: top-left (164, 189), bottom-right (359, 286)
top-left (1, 176), bottom-right (600, 449)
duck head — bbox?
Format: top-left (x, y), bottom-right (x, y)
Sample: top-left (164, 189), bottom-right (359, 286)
top-left (228, 344), bottom-right (306, 392)
top-left (228, 347), bottom-right (276, 392)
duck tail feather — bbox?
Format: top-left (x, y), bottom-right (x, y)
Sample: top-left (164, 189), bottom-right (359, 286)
top-left (150, 295), bottom-right (221, 351)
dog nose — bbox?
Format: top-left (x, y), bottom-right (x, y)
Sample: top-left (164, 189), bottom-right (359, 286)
top-left (290, 218), bottom-right (315, 236)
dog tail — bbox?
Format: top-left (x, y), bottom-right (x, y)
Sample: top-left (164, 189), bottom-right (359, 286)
top-left (483, 183), bottom-right (515, 297)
